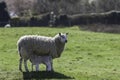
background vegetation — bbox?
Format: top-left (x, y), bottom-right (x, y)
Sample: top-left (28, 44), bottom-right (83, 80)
top-left (0, 0), bottom-right (120, 80)
top-left (0, 27), bottom-right (120, 80)
top-left (1, 0), bottom-right (120, 28)
top-left (5, 0), bottom-right (120, 16)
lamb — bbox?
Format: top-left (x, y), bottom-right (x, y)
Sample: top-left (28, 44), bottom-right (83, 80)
top-left (17, 33), bottom-right (68, 72)
top-left (30, 55), bottom-right (52, 71)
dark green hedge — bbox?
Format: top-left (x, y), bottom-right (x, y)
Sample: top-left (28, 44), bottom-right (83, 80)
top-left (10, 11), bottom-right (120, 27)
top-left (10, 13), bottom-right (50, 27)
top-left (69, 10), bottom-right (120, 26)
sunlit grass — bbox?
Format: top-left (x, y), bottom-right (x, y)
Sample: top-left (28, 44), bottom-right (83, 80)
top-left (0, 26), bottom-right (120, 80)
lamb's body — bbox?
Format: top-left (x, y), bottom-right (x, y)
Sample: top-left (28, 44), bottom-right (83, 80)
top-left (17, 33), bottom-right (68, 72)
top-left (30, 55), bottom-right (52, 71)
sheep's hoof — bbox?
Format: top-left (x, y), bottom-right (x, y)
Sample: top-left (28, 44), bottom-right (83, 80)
top-left (25, 69), bottom-right (29, 72)
top-left (47, 69), bottom-right (54, 72)
top-left (36, 70), bottom-right (39, 72)
top-left (19, 68), bottom-right (23, 72)
top-left (51, 69), bottom-right (54, 72)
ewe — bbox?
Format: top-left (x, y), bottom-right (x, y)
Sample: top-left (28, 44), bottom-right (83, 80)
top-left (17, 33), bottom-right (68, 71)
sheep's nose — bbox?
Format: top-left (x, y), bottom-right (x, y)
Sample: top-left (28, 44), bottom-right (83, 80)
top-left (65, 40), bottom-right (67, 43)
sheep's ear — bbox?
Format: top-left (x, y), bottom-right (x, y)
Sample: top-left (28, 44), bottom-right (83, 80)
top-left (66, 33), bottom-right (68, 35)
top-left (59, 33), bottom-right (61, 36)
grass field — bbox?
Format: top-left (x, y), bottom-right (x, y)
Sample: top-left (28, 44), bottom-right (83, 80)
top-left (0, 26), bottom-right (120, 80)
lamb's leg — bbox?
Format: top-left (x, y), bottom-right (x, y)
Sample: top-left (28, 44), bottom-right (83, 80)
top-left (19, 57), bottom-right (23, 71)
top-left (51, 60), bottom-right (54, 71)
top-left (50, 57), bottom-right (54, 71)
top-left (35, 64), bottom-right (39, 71)
top-left (46, 57), bottom-right (53, 71)
top-left (24, 59), bottom-right (29, 72)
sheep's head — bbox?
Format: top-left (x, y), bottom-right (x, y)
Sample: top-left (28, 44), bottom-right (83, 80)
top-left (53, 33), bottom-right (68, 58)
top-left (58, 33), bottom-right (68, 44)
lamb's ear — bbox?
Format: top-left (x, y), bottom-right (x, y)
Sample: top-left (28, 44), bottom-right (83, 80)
top-left (59, 33), bottom-right (61, 36)
top-left (66, 33), bottom-right (68, 35)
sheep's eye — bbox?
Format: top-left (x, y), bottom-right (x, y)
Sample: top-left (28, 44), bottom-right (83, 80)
top-left (61, 36), bottom-right (65, 38)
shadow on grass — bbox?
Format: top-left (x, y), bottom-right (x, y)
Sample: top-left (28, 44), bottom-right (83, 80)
top-left (23, 71), bottom-right (74, 80)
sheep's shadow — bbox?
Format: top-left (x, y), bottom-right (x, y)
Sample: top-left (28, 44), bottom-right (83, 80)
top-left (22, 71), bottom-right (74, 80)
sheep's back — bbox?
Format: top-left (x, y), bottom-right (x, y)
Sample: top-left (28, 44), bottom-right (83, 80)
top-left (18, 35), bottom-right (55, 55)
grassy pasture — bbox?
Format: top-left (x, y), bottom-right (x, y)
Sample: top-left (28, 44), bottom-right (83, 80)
top-left (0, 26), bottom-right (120, 80)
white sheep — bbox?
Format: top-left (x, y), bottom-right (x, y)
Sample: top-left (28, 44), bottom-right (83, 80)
top-left (4, 24), bottom-right (11, 28)
top-left (17, 33), bottom-right (68, 72)
top-left (30, 55), bottom-right (52, 71)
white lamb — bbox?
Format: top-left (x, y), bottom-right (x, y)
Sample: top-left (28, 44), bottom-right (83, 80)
top-left (30, 55), bottom-right (52, 71)
top-left (17, 33), bottom-right (68, 72)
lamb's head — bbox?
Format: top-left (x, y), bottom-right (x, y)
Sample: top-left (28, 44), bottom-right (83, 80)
top-left (54, 33), bottom-right (68, 44)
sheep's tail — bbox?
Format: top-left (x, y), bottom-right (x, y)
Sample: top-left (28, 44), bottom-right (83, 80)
top-left (18, 45), bottom-right (22, 57)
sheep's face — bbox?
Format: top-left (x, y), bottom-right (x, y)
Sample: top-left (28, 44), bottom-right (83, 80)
top-left (59, 33), bottom-right (68, 43)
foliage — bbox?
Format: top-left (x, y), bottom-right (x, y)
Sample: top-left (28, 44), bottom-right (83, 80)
top-left (9, 10), bottom-right (120, 27)
top-left (92, 0), bottom-right (120, 12)
top-left (0, 1), bottom-right (10, 27)
top-left (10, 13), bottom-right (50, 27)
top-left (5, 0), bottom-right (120, 16)
top-left (0, 27), bottom-right (120, 80)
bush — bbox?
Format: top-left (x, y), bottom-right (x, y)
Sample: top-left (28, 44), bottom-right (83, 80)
top-left (69, 10), bottom-right (120, 25)
top-left (10, 13), bottom-right (50, 27)
top-left (0, 1), bottom-right (10, 27)
top-left (10, 17), bottom-right (30, 27)
top-left (10, 11), bottom-right (120, 27)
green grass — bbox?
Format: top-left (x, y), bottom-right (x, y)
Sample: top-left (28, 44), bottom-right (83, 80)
top-left (0, 26), bottom-right (120, 80)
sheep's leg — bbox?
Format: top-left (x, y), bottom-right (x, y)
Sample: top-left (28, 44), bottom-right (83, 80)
top-left (24, 59), bottom-right (29, 72)
top-left (46, 62), bottom-right (52, 71)
top-left (35, 64), bottom-right (39, 71)
top-left (19, 57), bottom-right (23, 71)
top-left (31, 64), bottom-right (34, 71)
